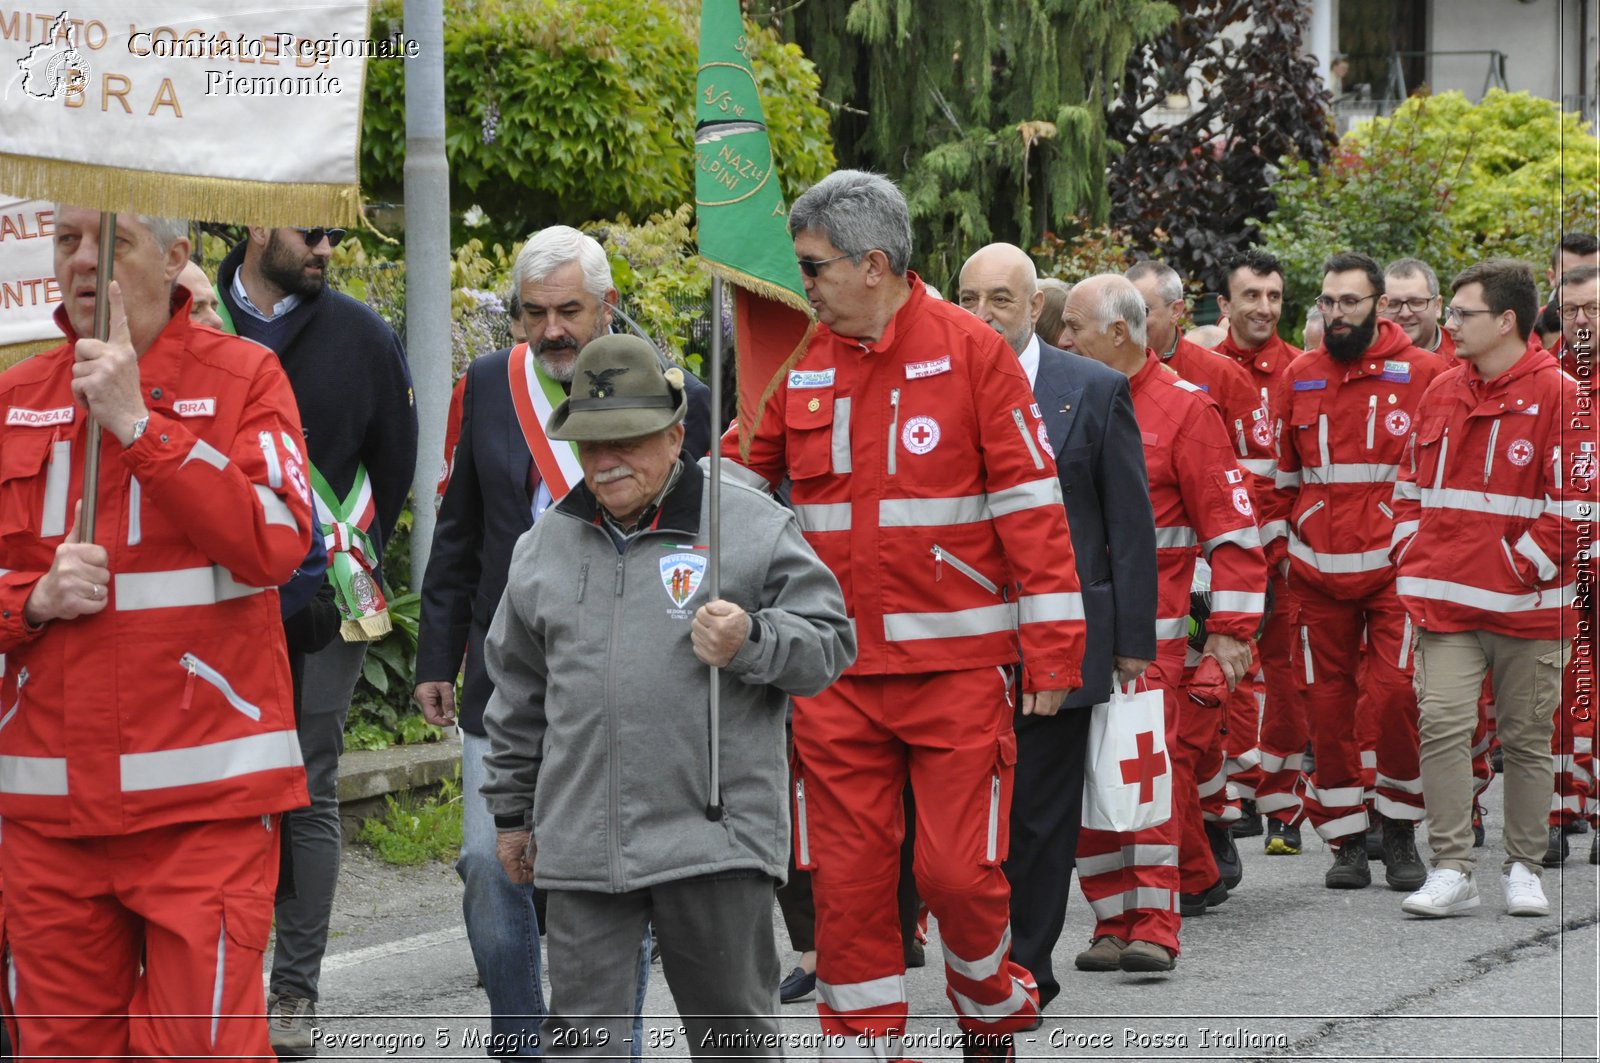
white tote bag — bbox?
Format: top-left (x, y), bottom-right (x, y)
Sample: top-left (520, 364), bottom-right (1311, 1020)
top-left (1082, 681), bottom-right (1172, 832)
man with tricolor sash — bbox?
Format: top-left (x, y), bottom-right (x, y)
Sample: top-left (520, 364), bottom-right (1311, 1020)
top-left (415, 225), bottom-right (711, 1049)
top-left (216, 224), bottom-right (417, 1054)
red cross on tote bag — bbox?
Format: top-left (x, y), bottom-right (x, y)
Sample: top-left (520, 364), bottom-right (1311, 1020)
top-left (1082, 680), bottom-right (1172, 832)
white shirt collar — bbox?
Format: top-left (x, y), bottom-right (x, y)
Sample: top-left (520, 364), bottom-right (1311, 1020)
top-left (230, 269), bottom-right (301, 322)
top-left (1017, 332), bottom-right (1041, 389)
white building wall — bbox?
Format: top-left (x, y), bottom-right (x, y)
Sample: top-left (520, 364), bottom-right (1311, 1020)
top-left (1425, 0), bottom-right (1590, 102)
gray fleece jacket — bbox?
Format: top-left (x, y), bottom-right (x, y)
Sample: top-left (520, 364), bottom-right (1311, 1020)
top-left (480, 459), bottom-right (855, 891)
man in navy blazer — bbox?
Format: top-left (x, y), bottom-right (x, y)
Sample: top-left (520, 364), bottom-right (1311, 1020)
top-left (413, 226), bottom-right (711, 1051)
top-left (958, 245), bottom-right (1158, 1011)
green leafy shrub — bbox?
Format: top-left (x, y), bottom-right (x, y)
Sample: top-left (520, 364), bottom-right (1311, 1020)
top-left (357, 774), bottom-right (464, 865)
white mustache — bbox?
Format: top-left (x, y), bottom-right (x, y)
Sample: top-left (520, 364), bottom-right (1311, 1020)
top-left (593, 466), bottom-right (633, 484)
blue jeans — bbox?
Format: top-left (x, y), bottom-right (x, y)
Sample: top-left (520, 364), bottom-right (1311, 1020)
top-left (461, 732), bottom-right (650, 1059)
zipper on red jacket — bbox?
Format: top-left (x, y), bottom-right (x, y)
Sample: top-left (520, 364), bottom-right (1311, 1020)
top-left (887, 388), bottom-right (901, 476)
top-left (1295, 500), bottom-right (1325, 535)
top-left (1434, 428), bottom-right (1450, 491)
top-left (1012, 408), bottom-right (1045, 470)
top-left (1234, 418), bottom-right (1247, 457)
top-left (1300, 627), bottom-right (1315, 685)
top-left (0, 666), bottom-right (27, 733)
top-left (931, 544), bottom-right (1000, 595)
top-left (1484, 420), bottom-right (1500, 484)
top-left (794, 777), bottom-right (811, 866)
top-left (178, 653), bottom-right (262, 720)
top-left (1317, 414), bottom-right (1331, 468)
top-left (1365, 395), bottom-right (1377, 450)
top-left (985, 773), bottom-right (1001, 863)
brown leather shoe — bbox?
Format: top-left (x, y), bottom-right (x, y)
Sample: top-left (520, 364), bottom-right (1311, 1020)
top-left (1073, 935), bottom-right (1127, 971)
top-left (1118, 939), bottom-right (1177, 972)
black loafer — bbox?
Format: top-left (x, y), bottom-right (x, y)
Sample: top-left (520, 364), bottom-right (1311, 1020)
top-left (779, 965), bottom-right (816, 1004)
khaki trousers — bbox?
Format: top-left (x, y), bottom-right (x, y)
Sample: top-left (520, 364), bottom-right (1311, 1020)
top-left (1414, 629), bottom-right (1569, 875)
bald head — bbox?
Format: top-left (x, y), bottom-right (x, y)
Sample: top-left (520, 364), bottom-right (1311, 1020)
top-left (1062, 274), bottom-right (1148, 376)
top-left (179, 261), bottom-right (223, 330)
top-left (958, 242), bottom-right (1042, 355)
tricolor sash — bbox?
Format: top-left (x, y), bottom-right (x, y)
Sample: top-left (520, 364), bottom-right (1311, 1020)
top-left (310, 463), bottom-right (391, 641)
top-left (508, 343), bottom-right (584, 501)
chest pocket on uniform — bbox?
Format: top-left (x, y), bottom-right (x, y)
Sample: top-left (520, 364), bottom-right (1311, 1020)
top-left (0, 433), bottom-right (67, 543)
top-left (786, 387), bottom-right (836, 479)
top-left (1411, 414), bottom-right (1448, 485)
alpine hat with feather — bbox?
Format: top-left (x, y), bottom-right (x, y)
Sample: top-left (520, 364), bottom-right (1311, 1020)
top-left (544, 334), bottom-right (689, 441)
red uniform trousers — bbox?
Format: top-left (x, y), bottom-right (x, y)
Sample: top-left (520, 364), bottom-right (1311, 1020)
top-left (1076, 658), bottom-right (1184, 954)
top-left (1253, 574), bottom-right (1310, 825)
top-left (1293, 583), bottom-right (1423, 844)
top-left (0, 815), bottom-right (280, 1060)
top-left (1175, 657), bottom-right (1236, 893)
top-left (1210, 648), bottom-right (1263, 825)
top-left (793, 669), bottom-right (1038, 1046)
top-left (1552, 646), bottom-right (1598, 828)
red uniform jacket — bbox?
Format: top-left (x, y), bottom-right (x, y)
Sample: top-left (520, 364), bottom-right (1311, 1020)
top-left (0, 297), bottom-right (313, 836)
top-left (1212, 331), bottom-right (1303, 561)
top-left (1391, 339), bottom-right (1582, 640)
top-left (726, 276), bottom-right (1086, 691)
top-left (1273, 319), bottom-right (1449, 601)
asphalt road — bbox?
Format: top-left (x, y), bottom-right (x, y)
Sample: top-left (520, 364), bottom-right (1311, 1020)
top-left (295, 782), bottom-right (1598, 1062)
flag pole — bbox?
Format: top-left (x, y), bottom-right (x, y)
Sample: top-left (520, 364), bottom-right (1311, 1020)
top-left (79, 210), bottom-right (116, 540)
top-left (705, 276), bottom-right (724, 821)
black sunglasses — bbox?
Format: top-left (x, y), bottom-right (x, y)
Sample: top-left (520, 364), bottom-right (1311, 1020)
top-left (797, 253), bottom-right (851, 278)
top-left (294, 226), bottom-right (347, 248)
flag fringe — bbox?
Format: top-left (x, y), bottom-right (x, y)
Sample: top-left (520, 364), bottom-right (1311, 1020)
top-left (0, 155), bottom-right (362, 227)
top-left (340, 610), bottom-right (392, 642)
top-left (703, 260), bottom-right (813, 318)
top-left (0, 338), bottom-right (56, 373)
top-left (739, 318), bottom-right (815, 463)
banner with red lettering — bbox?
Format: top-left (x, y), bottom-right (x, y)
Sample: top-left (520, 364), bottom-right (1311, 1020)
top-left (0, 2), bottom-right (380, 225)
top-left (0, 195), bottom-right (59, 369)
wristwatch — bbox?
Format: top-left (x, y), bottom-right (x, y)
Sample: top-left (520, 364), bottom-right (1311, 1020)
top-left (129, 415), bottom-right (149, 443)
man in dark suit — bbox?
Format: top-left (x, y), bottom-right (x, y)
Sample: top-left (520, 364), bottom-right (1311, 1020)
top-left (958, 243), bottom-right (1158, 1011)
top-left (413, 225), bottom-right (711, 1052)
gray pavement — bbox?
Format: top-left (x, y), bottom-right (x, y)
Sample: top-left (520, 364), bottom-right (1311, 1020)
top-left (298, 778), bottom-right (1598, 1061)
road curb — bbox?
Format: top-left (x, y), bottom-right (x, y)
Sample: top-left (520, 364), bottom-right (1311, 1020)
top-left (337, 733), bottom-right (463, 841)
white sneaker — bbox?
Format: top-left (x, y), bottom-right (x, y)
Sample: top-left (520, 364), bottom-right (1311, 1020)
top-left (1401, 867), bottom-right (1481, 917)
top-left (1503, 862), bottom-right (1550, 917)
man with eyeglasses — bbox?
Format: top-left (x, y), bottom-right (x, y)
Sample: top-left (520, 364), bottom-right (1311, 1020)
top-left (1393, 258), bottom-right (1580, 918)
top-left (217, 224), bottom-right (418, 1054)
top-left (1273, 251), bottom-right (1449, 894)
top-left (1382, 259), bottom-right (1455, 361)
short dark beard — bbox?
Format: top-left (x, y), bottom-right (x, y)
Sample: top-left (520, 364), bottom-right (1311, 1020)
top-left (259, 231), bottom-right (326, 298)
top-left (1325, 306), bottom-right (1377, 363)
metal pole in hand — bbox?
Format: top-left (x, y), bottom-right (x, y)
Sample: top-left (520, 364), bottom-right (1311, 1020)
top-left (79, 210), bottom-right (117, 541)
top-left (705, 277), bottom-right (724, 821)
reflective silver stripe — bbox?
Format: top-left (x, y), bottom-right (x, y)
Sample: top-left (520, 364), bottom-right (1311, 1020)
top-left (816, 973), bottom-right (905, 1013)
top-left (879, 494), bottom-right (988, 527)
top-left (211, 918), bottom-right (226, 1047)
top-left (985, 774), bottom-right (1000, 861)
top-left (1376, 772), bottom-right (1424, 795)
top-left (1301, 462), bottom-right (1400, 484)
top-left (1259, 519), bottom-right (1287, 543)
top-left (1395, 577), bottom-right (1576, 613)
top-left (1258, 750), bottom-right (1304, 774)
top-left (1374, 794), bottom-right (1422, 820)
top-left (184, 439), bottom-right (229, 471)
top-left (1393, 479), bottom-right (1420, 501)
top-left (1398, 614), bottom-right (1413, 670)
top-left (887, 389), bottom-right (900, 476)
top-left (1239, 457), bottom-right (1276, 476)
top-left (1155, 526), bottom-right (1197, 549)
top-left (115, 566), bottom-right (265, 611)
top-left (883, 603), bottom-right (1016, 642)
top-left (1548, 500), bottom-right (1595, 519)
top-left (259, 432), bottom-right (282, 488)
top-left (1310, 784), bottom-right (1364, 807)
top-left (1301, 627), bottom-right (1314, 685)
top-left (254, 484), bottom-right (299, 531)
top-left (794, 778), bottom-right (810, 866)
top-left (1360, 750), bottom-right (1377, 769)
top-left (831, 397), bottom-right (852, 474)
top-left (1390, 519), bottom-right (1419, 548)
top-left (128, 476), bottom-right (142, 547)
top-left (1075, 843), bottom-right (1177, 878)
top-left (1202, 526), bottom-right (1262, 555)
top-left (1155, 617), bottom-right (1188, 641)
top-left (1288, 537), bottom-right (1392, 574)
top-left (792, 503), bottom-right (851, 534)
top-left (1275, 468), bottom-right (1302, 490)
top-left (120, 730), bottom-right (304, 792)
top-left (944, 925), bottom-right (1011, 984)
top-left (949, 976), bottom-right (1033, 1024)
top-left (1210, 590), bottom-right (1266, 613)
top-left (1086, 887), bottom-right (1174, 922)
top-left (1012, 408), bottom-right (1044, 470)
top-left (0, 755), bottom-right (68, 795)
top-left (1514, 531), bottom-right (1557, 582)
top-left (1196, 763), bottom-right (1226, 798)
top-left (1420, 487), bottom-right (1544, 519)
top-left (987, 477), bottom-right (1063, 517)
top-left (182, 654), bottom-right (262, 721)
top-left (1018, 592), bottom-right (1085, 624)
top-left (40, 440), bottom-right (69, 538)
top-left (1317, 414), bottom-right (1330, 467)
top-left (1313, 810), bottom-right (1369, 842)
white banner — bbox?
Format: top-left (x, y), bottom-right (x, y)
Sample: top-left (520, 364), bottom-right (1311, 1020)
top-left (0, 2), bottom-right (385, 224)
top-left (0, 195), bottom-right (60, 349)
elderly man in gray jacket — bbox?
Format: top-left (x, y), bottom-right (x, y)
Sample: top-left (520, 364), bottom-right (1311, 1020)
top-left (482, 335), bottom-right (856, 1058)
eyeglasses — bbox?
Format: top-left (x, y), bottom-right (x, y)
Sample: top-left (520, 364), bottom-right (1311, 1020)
top-left (1315, 293), bottom-right (1378, 313)
top-left (1381, 296), bottom-right (1436, 315)
top-left (294, 227), bottom-right (347, 248)
top-left (797, 254), bottom-right (851, 278)
top-left (1559, 303), bottom-right (1600, 321)
top-left (1443, 305), bottom-right (1496, 324)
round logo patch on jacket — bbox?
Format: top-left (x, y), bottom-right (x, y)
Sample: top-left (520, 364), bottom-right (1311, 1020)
top-left (1251, 418), bottom-right (1273, 448)
top-left (1232, 486), bottom-right (1253, 517)
top-left (1385, 409), bottom-right (1412, 437)
top-left (1507, 439), bottom-right (1535, 467)
top-left (1037, 422), bottom-right (1051, 454)
top-left (901, 416), bottom-right (941, 455)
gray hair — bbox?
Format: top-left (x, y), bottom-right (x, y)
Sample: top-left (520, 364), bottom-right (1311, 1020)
top-left (1087, 274), bottom-right (1148, 349)
top-left (1124, 260), bottom-right (1184, 305)
top-left (788, 170), bottom-right (912, 275)
top-left (1385, 257), bottom-right (1440, 298)
top-left (512, 225), bottom-right (613, 301)
top-left (54, 206), bottom-right (187, 252)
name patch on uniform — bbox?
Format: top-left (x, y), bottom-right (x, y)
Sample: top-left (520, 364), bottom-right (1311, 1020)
top-left (1293, 379), bottom-right (1327, 391)
top-left (905, 357), bottom-right (951, 380)
top-left (6, 405), bottom-right (73, 427)
top-left (174, 398), bottom-right (216, 418)
top-left (1379, 360), bottom-right (1412, 384)
top-left (788, 369), bottom-right (835, 389)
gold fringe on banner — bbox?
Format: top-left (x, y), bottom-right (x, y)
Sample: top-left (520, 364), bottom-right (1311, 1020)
top-left (341, 609), bottom-right (392, 642)
top-left (0, 337), bottom-right (58, 373)
top-left (0, 155), bottom-right (362, 228)
top-left (703, 259), bottom-right (813, 317)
